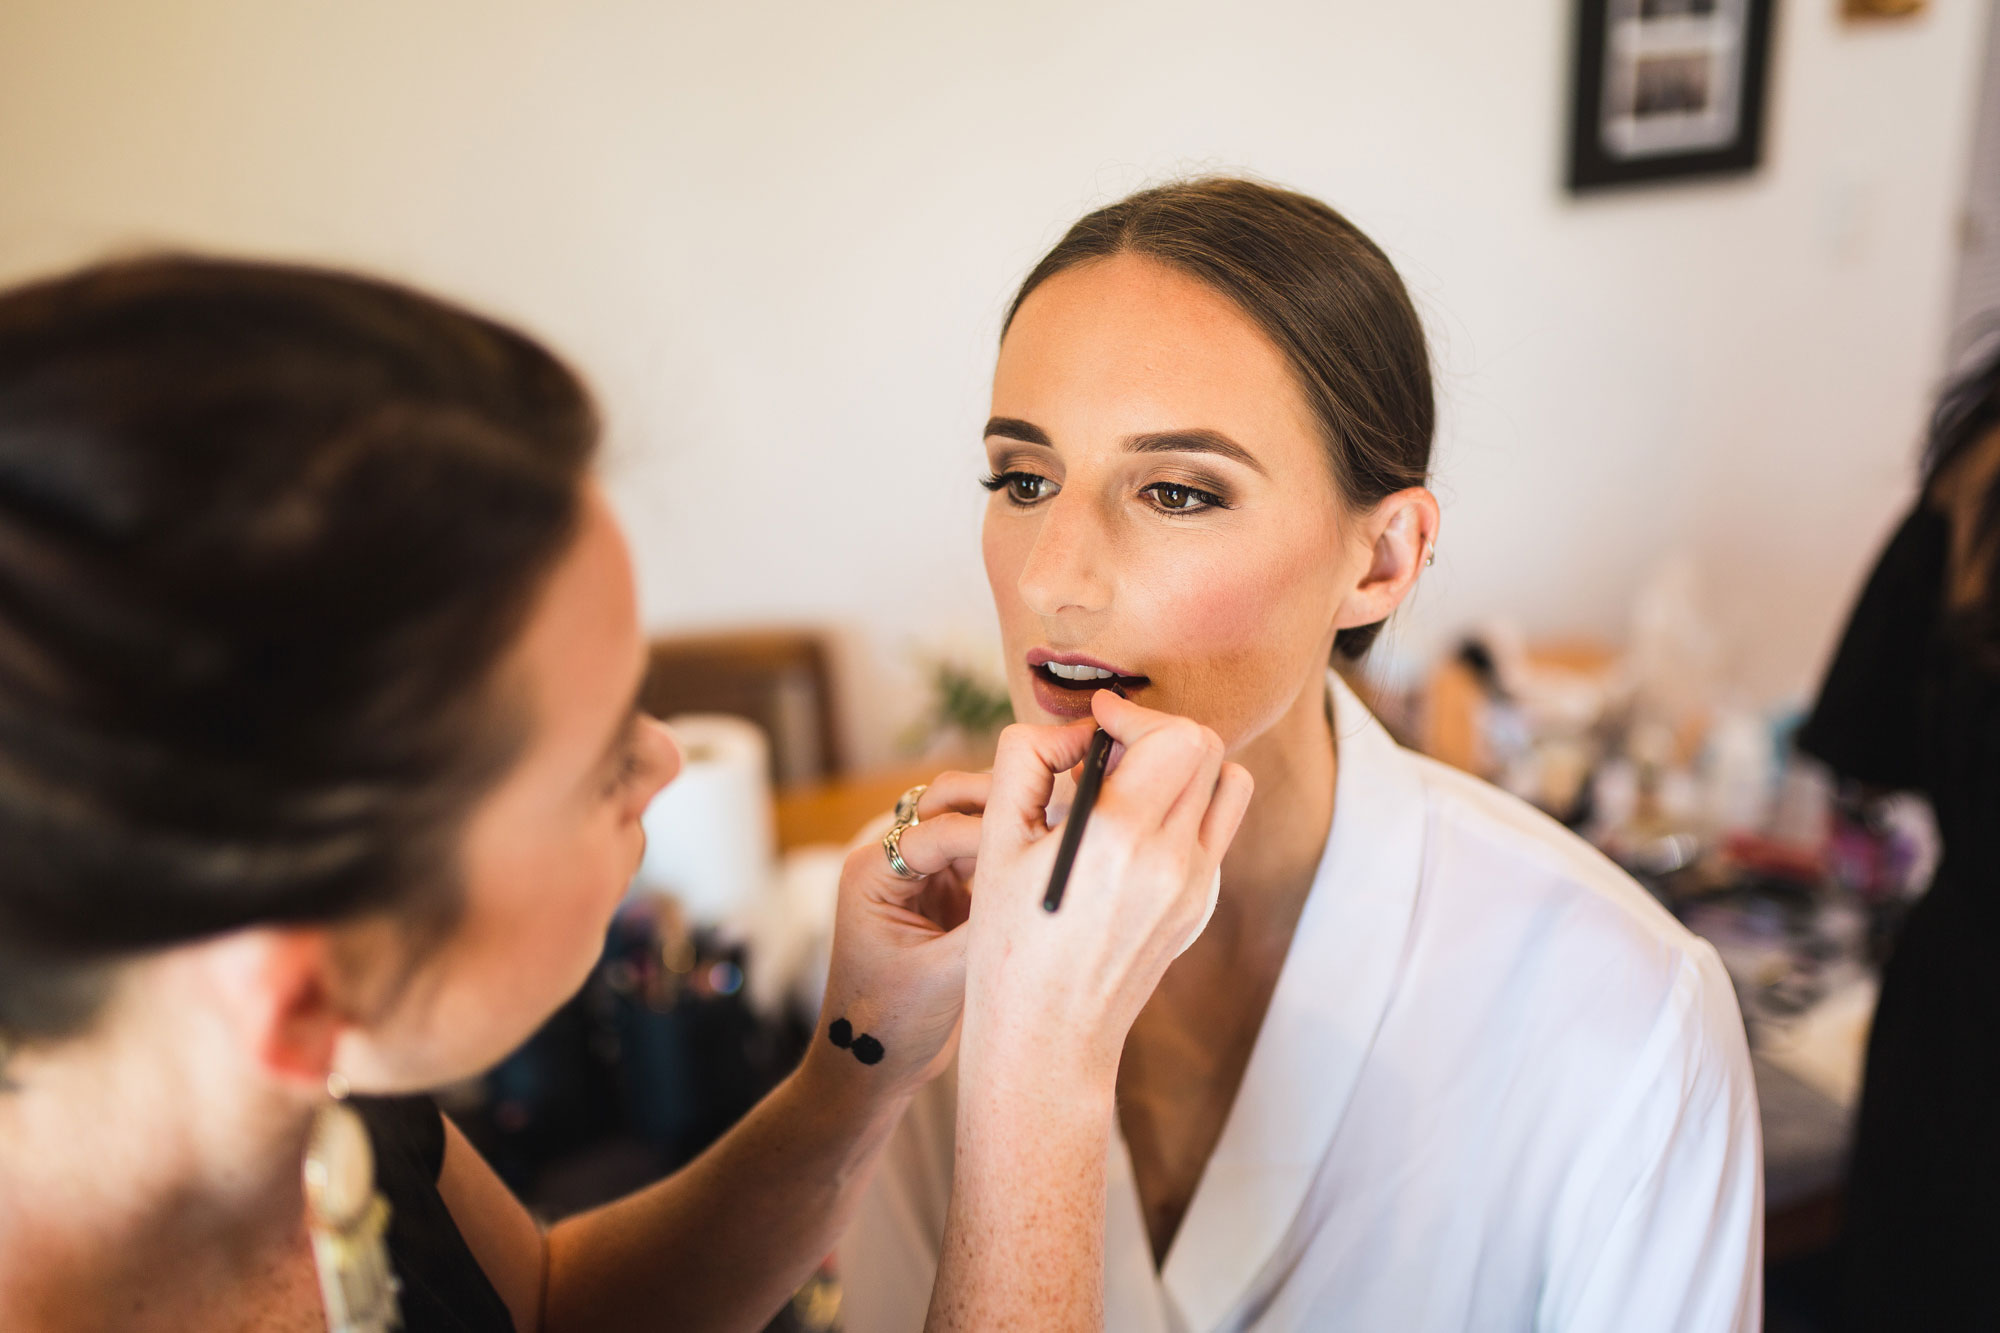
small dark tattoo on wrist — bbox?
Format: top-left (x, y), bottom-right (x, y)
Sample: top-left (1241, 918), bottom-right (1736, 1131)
top-left (828, 1017), bottom-right (885, 1066)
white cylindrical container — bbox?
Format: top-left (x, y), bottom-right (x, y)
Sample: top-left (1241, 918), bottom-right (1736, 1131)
top-left (633, 713), bottom-right (777, 927)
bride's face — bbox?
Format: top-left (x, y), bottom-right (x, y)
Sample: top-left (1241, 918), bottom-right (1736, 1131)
top-left (983, 253), bottom-right (1372, 750)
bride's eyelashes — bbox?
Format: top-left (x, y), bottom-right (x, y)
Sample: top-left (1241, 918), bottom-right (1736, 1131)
top-left (978, 469), bottom-right (1235, 515)
top-left (1139, 479), bottom-right (1230, 515)
top-left (979, 470), bottom-right (1057, 507)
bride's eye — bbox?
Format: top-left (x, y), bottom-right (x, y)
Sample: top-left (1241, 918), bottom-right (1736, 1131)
top-left (980, 471), bottom-right (1057, 507)
top-left (1142, 481), bottom-right (1226, 514)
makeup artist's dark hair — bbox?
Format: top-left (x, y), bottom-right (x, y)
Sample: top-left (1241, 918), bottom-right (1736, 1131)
top-left (0, 255), bottom-right (597, 1054)
top-left (1006, 177), bottom-right (1434, 659)
top-left (1926, 335), bottom-right (2000, 483)
top-left (1922, 333), bottom-right (2000, 668)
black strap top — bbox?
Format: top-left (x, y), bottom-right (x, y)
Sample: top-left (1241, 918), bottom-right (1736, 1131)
top-left (354, 1095), bottom-right (519, 1333)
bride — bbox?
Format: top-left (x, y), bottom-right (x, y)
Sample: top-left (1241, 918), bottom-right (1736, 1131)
top-left (838, 177), bottom-right (1762, 1332)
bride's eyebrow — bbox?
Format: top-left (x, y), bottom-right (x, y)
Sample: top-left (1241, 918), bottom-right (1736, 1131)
top-left (983, 416), bottom-right (1051, 447)
top-left (985, 417), bottom-right (1266, 478)
top-left (1126, 428), bottom-right (1267, 477)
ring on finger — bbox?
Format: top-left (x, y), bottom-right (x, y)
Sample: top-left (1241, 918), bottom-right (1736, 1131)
top-left (893, 784), bottom-right (928, 828)
top-left (882, 821), bottom-right (923, 880)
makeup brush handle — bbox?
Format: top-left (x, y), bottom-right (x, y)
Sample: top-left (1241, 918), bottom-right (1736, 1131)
top-left (1042, 726), bottom-right (1115, 912)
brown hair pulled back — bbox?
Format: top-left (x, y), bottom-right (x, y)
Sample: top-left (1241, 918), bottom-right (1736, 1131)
top-left (0, 256), bottom-right (597, 1051)
top-left (1005, 177), bottom-right (1435, 658)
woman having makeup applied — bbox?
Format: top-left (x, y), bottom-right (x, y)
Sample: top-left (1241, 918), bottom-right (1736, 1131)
top-left (839, 178), bottom-right (1763, 1332)
top-left (0, 257), bottom-right (1251, 1332)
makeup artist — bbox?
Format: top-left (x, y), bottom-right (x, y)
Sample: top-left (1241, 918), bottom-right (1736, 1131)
top-left (0, 257), bottom-right (1252, 1333)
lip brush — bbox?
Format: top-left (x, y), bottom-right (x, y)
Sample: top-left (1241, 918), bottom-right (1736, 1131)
top-left (1041, 684), bottom-right (1123, 914)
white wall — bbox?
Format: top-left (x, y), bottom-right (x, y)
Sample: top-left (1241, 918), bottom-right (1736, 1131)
top-left (0, 1), bottom-right (1986, 764)
top-left (1950, 0), bottom-right (2000, 367)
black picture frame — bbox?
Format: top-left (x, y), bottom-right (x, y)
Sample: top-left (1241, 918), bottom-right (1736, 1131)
top-left (1567, 0), bottom-right (1778, 193)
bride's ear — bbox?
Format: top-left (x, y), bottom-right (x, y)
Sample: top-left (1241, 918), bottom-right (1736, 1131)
top-left (1332, 487), bottom-right (1439, 632)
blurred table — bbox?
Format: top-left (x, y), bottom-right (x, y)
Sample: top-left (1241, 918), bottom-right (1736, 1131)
top-left (774, 758), bottom-right (976, 851)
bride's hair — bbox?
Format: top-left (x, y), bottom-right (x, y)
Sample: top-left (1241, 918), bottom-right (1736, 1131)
top-left (1007, 177), bottom-right (1434, 659)
top-left (0, 256), bottom-right (597, 1058)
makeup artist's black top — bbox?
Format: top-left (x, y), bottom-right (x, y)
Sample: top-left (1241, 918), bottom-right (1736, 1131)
top-left (1800, 498), bottom-right (2000, 894)
top-left (355, 1095), bottom-right (518, 1333)
top-left (1799, 497), bottom-right (2000, 1331)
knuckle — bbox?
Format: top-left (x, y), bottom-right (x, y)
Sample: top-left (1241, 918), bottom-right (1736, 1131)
top-left (932, 811), bottom-right (976, 841)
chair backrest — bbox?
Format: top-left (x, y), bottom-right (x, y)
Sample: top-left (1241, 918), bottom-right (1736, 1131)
top-left (640, 630), bottom-right (845, 787)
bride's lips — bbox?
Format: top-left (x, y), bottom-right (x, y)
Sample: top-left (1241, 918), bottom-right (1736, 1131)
top-left (1025, 649), bottom-right (1151, 721)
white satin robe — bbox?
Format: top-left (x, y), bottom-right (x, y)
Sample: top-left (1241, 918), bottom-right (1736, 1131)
top-left (836, 674), bottom-right (1763, 1332)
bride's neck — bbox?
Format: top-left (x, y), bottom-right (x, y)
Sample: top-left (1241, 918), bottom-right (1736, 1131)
top-left (0, 988), bottom-right (314, 1330)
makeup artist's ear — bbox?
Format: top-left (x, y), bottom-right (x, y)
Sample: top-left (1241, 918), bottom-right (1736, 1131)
top-left (1333, 487), bottom-right (1440, 632)
top-left (196, 926), bottom-right (356, 1091)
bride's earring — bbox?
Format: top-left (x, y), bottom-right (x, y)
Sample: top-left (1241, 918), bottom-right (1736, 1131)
top-left (304, 1076), bottom-right (401, 1333)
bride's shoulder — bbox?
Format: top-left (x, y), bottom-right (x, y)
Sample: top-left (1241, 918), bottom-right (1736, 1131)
top-left (1392, 755), bottom-right (1750, 1095)
top-left (1404, 753), bottom-right (1725, 1002)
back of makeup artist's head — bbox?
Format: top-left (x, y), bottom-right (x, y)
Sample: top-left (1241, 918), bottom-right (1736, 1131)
top-left (985, 177), bottom-right (1437, 746)
top-left (0, 256), bottom-right (677, 1098)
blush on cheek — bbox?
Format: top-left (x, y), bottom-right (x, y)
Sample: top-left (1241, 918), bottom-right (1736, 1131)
top-left (1182, 560), bottom-right (1277, 647)
top-left (1139, 542), bottom-right (1340, 748)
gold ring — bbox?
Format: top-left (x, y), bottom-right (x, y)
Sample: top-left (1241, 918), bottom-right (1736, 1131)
top-left (882, 821), bottom-right (922, 880)
top-left (893, 784), bottom-right (928, 828)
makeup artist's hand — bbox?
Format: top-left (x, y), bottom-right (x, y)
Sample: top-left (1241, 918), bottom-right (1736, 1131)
top-left (921, 695), bottom-right (1252, 1333)
top-left (807, 771), bottom-right (991, 1099)
top-left (961, 691), bottom-right (1255, 1084)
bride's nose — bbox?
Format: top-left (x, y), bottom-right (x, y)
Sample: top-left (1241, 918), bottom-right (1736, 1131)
top-left (1017, 493), bottom-right (1114, 618)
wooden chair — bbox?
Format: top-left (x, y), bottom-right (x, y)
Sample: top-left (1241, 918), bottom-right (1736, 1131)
top-left (640, 630), bottom-right (845, 788)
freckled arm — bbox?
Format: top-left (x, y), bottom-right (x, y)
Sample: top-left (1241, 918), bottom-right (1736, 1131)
top-left (924, 1041), bottom-right (1116, 1332)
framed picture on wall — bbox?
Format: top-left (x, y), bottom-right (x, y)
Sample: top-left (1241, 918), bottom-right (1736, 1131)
top-left (1566, 0), bottom-right (1777, 192)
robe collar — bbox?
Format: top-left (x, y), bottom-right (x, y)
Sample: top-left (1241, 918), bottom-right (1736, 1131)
top-left (1119, 670), bottom-right (1430, 1331)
